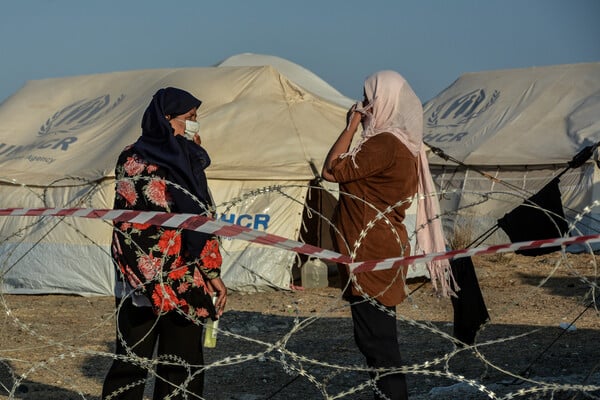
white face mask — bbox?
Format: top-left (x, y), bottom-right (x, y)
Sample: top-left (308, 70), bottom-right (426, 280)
top-left (176, 119), bottom-right (200, 139)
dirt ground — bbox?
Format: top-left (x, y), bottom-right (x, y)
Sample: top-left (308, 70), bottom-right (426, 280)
top-left (1, 252), bottom-right (599, 399)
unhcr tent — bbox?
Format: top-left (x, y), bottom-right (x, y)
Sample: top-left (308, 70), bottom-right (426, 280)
top-left (423, 62), bottom-right (600, 245)
top-left (0, 54), bottom-right (429, 296)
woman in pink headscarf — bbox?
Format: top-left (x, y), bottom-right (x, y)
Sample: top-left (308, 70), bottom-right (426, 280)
top-left (322, 70), bottom-right (449, 400)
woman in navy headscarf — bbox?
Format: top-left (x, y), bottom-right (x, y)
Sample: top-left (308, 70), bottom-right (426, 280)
top-left (102, 87), bottom-right (227, 400)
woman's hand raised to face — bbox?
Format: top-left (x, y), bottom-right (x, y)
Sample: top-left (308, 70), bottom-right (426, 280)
top-left (346, 108), bottom-right (362, 135)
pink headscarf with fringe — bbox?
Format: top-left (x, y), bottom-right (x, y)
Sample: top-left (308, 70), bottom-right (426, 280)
top-left (341, 70), bottom-right (455, 297)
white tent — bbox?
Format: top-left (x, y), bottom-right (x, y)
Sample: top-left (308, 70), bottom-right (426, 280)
top-left (423, 62), bottom-right (600, 246)
top-left (0, 54), bottom-right (428, 296)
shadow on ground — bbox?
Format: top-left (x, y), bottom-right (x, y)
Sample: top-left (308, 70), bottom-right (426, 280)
top-left (2, 310), bottom-right (599, 400)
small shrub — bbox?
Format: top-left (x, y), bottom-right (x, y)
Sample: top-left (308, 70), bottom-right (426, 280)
top-left (448, 219), bottom-right (475, 250)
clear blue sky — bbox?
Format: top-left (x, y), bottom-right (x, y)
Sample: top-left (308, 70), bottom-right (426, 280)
top-left (1, 0), bottom-right (598, 104)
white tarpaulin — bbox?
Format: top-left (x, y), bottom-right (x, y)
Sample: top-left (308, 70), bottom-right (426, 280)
top-left (0, 54), bottom-right (430, 296)
top-left (423, 62), bottom-right (600, 245)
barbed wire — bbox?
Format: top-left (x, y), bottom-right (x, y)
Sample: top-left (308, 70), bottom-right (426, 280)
top-left (0, 178), bottom-right (599, 399)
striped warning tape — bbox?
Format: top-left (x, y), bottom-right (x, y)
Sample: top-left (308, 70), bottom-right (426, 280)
top-left (0, 207), bottom-right (351, 264)
top-left (1, 207), bottom-right (598, 273)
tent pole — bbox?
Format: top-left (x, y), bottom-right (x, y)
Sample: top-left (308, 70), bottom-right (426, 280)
top-left (308, 159), bottom-right (322, 184)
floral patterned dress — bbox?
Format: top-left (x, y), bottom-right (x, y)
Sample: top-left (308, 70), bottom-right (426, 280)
top-left (112, 144), bottom-right (221, 320)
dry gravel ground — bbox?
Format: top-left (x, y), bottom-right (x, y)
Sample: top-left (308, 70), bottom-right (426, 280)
top-left (1, 252), bottom-right (599, 399)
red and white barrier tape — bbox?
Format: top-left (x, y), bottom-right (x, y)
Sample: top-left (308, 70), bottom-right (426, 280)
top-left (1, 207), bottom-right (598, 273)
top-left (0, 207), bottom-right (351, 264)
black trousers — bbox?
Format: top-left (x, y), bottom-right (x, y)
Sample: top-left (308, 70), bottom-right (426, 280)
top-left (102, 298), bottom-right (205, 400)
top-left (350, 297), bottom-right (408, 400)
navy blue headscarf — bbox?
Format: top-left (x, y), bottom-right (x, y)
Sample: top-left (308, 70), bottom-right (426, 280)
top-left (133, 87), bottom-right (212, 257)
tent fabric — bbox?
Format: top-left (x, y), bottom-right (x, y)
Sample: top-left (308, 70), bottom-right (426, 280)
top-left (216, 53), bottom-right (352, 109)
top-left (0, 59), bottom-right (348, 295)
top-left (425, 63), bottom-right (600, 167)
top-left (0, 65), bottom-right (348, 183)
top-left (0, 54), bottom-right (431, 296)
top-left (423, 63), bottom-right (600, 245)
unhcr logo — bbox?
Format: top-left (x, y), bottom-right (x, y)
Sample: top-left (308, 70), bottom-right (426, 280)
top-left (0, 94), bottom-right (125, 163)
top-left (39, 94), bottom-right (125, 136)
top-left (427, 89), bottom-right (499, 128)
